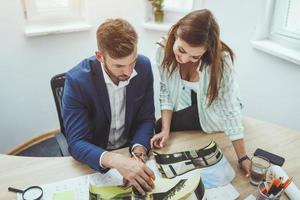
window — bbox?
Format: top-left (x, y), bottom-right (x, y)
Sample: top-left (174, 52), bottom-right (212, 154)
top-left (22, 0), bottom-right (91, 36)
top-left (271, 0), bottom-right (300, 47)
top-left (251, 0), bottom-right (300, 65)
top-left (286, 0), bottom-right (300, 33)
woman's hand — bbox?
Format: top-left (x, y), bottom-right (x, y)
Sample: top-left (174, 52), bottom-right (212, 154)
top-left (240, 159), bottom-right (251, 177)
top-left (150, 131), bottom-right (170, 149)
top-left (232, 139), bottom-right (251, 177)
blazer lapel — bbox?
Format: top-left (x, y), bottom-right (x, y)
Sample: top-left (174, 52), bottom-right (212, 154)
top-left (91, 60), bottom-right (111, 123)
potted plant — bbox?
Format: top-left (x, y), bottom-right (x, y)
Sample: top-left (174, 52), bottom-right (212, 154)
top-left (148, 0), bottom-right (164, 23)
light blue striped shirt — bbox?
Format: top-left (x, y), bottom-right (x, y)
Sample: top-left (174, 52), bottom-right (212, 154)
top-left (176, 79), bottom-right (198, 110)
top-left (155, 42), bottom-right (244, 141)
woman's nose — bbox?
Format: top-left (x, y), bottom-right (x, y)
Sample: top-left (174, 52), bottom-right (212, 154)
top-left (181, 54), bottom-right (190, 62)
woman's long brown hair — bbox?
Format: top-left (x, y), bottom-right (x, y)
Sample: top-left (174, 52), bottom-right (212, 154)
top-left (162, 9), bottom-right (234, 106)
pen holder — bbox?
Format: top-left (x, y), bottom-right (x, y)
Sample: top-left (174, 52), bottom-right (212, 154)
top-left (256, 181), bottom-right (283, 200)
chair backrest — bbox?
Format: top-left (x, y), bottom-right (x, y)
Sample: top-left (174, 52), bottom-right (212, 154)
top-left (50, 73), bottom-right (66, 136)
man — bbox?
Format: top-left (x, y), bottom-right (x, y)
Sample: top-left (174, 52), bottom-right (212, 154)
top-left (62, 19), bottom-right (155, 195)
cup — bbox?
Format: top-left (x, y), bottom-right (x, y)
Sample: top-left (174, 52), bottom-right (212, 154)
top-left (256, 181), bottom-right (282, 200)
top-left (250, 156), bottom-right (271, 186)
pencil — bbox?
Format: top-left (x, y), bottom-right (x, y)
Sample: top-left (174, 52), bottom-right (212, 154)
top-left (282, 178), bottom-right (292, 189)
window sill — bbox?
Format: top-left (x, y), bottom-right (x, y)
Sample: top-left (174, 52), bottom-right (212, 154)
top-left (251, 39), bottom-right (300, 65)
top-left (24, 22), bottom-right (92, 37)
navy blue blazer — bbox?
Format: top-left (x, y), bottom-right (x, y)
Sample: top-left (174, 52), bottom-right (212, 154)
top-left (62, 55), bottom-right (155, 172)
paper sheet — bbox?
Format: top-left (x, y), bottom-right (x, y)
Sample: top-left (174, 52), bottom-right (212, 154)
top-left (205, 183), bottom-right (240, 200)
top-left (53, 191), bottom-right (75, 200)
top-left (17, 169), bottom-right (123, 200)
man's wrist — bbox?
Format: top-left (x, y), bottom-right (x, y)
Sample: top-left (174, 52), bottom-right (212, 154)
top-left (101, 152), bottom-right (119, 168)
top-left (99, 151), bottom-right (108, 169)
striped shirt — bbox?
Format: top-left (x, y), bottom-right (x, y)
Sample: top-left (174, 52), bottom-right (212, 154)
top-left (155, 40), bottom-right (244, 141)
top-left (176, 79), bottom-right (198, 110)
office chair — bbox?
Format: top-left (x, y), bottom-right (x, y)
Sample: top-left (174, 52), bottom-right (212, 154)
top-left (8, 73), bottom-right (69, 157)
top-left (8, 129), bottom-right (63, 156)
top-left (50, 73), bottom-right (70, 156)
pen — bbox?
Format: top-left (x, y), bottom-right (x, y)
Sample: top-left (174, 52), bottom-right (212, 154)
top-left (260, 181), bottom-right (268, 194)
top-left (260, 187), bottom-right (268, 195)
top-left (132, 152), bottom-right (146, 163)
top-left (267, 177), bottom-right (276, 194)
top-left (282, 178), bottom-right (292, 189)
top-left (268, 177), bottom-right (282, 196)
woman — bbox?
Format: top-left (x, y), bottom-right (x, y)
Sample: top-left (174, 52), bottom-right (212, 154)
top-left (150, 9), bottom-right (251, 175)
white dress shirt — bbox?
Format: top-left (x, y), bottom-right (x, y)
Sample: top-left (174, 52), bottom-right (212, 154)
top-left (99, 63), bottom-right (144, 168)
top-left (101, 63), bottom-right (137, 149)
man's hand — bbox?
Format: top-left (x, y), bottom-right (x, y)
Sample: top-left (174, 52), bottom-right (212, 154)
top-left (123, 145), bottom-right (149, 189)
top-left (150, 131), bottom-right (170, 149)
top-left (101, 152), bottom-right (155, 195)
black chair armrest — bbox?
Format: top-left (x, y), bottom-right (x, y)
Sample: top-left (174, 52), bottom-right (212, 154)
top-left (55, 132), bottom-right (70, 156)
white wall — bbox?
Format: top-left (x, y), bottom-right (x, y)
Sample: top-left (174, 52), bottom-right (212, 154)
top-left (0, 0), bottom-right (160, 153)
top-left (0, 0), bottom-right (299, 153)
top-left (203, 0), bottom-right (300, 132)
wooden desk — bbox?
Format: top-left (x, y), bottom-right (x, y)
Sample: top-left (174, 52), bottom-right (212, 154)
top-left (1, 117), bottom-right (299, 200)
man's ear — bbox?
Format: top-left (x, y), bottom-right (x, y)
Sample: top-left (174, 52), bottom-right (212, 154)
top-left (95, 50), bottom-right (104, 63)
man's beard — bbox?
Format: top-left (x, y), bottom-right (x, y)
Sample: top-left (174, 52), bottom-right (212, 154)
top-left (118, 75), bottom-right (130, 81)
top-left (103, 61), bottom-right (130, 82)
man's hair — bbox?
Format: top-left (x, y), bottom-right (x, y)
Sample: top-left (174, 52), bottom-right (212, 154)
top-left (96, 18), bottom-right (137, 58)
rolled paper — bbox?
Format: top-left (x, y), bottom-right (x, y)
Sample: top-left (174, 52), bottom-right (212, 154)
top-left (269, 165), bottom-right (300, 200)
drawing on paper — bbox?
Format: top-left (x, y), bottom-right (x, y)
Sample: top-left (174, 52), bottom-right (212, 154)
top-left (89, 176), bottom-right (205, 200)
